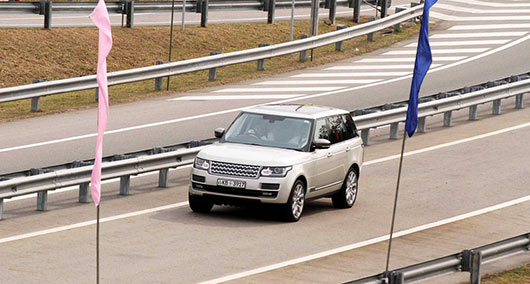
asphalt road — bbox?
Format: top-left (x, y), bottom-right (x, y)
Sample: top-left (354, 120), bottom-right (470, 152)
top-left (1, 98), bottom-right (529, 283)
top-left (0, 2), bottom-right (408, 28)
top-left (0, 0), bottom-right (529, 283)
top-left (1, 0), bottom-right (530, 173)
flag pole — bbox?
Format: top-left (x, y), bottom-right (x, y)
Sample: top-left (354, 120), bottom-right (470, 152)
top-left (96, 204), bottom-right (100, 284)
top-left (167, 0), bottom-right (176, 91)
top-left (384, 130), bottom-right (407, 275)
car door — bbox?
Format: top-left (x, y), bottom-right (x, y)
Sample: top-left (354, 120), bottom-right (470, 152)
top-left (307, 117), bottom-right (344, 197)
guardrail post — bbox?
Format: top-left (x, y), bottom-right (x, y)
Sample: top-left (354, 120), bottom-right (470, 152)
top-left (367, 17), bottom-right (375, 41)
top-left (257, 44), bottom-right (269, 71)
top-left (492, 99), bottom-right (501, 115)
top-left (511, 76), bottom-right (525, 109)
top-left (39, 0), bottom-right (45, 14)
top-left (95, 87), bottom-right (99, 102)
top-left (158, 169), bottom-right (169, 188)
top-left (267, 0), bottom-right (275, 24)
top-left (200, 0), bottom-right (208, 27)
top-left (418, 117), bottom-right (426, 133)
top-left (410, 2), bottom-right (420, 22)
top-left (352, 0), bottom-right (360, 23)
top-left (335, 26), bottom-right (347, 51)
top-left (299, 35), bottom-right (309, 62)
top-left (469, 105), bottom-right (478, 121)
top-left (79, 183), bottom-right (90, 203)
top-left (120, 175), bottom-right (130, 195)
top-left (443, 111), bottom-right (452, 127)
top-left (31, 79), bottom-right (45, 112)
top-left (361, 129), bottom-right (370, 145)
top-left (470, 251), bottom-right (482, 284)
top-left (44, 1), bottom-right (52, 30)
top-left (380, 0), bottom-right (388, 18)
top-left (263, 0), bottom-right (269, 11)
top-left (389, 123), bottom-right (399, 139)
top-left (126, 1), bottom-right (134, 28)
top-left (394, 8), bottom-right (405, 32)
top-left (209, 52), bottom-right (220, 81)
top-left (37, 191), bottom-right (48, 211)
top-left (154, 60), bottom-right (168, 91)
top-left (328, 0), bottom-right (337, 24)
top-left (0, 199), bottom-right (3, 220)
top-left (389, 271), bottom-right (404, 284)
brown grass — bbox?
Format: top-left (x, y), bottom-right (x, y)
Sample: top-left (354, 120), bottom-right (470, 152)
top-left (479, 263), bottom-right (530, 284)
top-left (0, 17), bottom-right (420, 121)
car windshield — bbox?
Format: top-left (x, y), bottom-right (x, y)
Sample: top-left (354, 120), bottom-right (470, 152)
top-left (224, 112), bottom-right (313, 150)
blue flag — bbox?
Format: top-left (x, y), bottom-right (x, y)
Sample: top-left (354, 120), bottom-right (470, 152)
top-left (405, 0), bottom-right (438, 137)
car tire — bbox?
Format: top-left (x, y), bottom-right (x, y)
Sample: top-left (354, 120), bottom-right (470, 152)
top-left (189, 193), bottom-right (214, 213)
top-left (283, 180), bottom-right (306, 222)
top-left (332, 167), bottom-right (358, 209)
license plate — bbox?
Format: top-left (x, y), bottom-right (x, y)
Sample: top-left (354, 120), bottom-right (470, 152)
top-left (217, 178), bottom-right (246, 189)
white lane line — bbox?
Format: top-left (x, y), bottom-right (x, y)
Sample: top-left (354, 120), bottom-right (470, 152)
top-left (325, 64), bottom-right (443, 70)
top-left (199, 195), bottom-right (530, 284)
top-left (431, 12), bottom-right (530, 21)
top-left (447, 0), bottom-right (530, 7)
top-left (431, 32), bottom-right (527, 38)
top-left (170, 95), bottom-right (303, 101)
top-left (3, 121), bottom-right (530, 245)
top-left (213, 87), bottom-right (344, 93)
top-left (357, 56), bottom-right (466, 62)
top-left (2, 34), bottom-right (529, 154)
top-left (434, 3), bottom-right (530, 13)
top-left (291, 72), bottom-right (409, 78)
top-left (254, 79), bottom-right (382, 85)
top-left (383, 48), bottom-right (489, 55)
top-left (449, 23), bottom-right (530, 30)
top-left (406, 40), bottom-right (510, 47)
top-left (0, 202), bottom-right (190, 245)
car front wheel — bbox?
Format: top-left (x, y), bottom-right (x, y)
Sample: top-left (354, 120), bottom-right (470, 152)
top-left (332, 167), bottom-right (358, 208)
top-left (189, 193), bottom-right (214, 213)
top-left (283, 180), bottom-right (306, 222)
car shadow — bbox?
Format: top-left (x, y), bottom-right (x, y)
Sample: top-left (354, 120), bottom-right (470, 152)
top-left (150, 198), bottom-right (339, 227)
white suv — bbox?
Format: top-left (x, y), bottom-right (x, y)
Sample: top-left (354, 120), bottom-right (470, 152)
top-left (189, 104), bottom-right (364, 221)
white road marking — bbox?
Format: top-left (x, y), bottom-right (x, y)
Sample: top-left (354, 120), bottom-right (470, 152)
top-left (254, 79), bottom-right (382, 85)
top-left (3, 121), bottom-right (530, 245)
top-left (406, 40), bottom-right (510, 47)
top-left (291, 72), bottom-right (409, 77)
top-left (434, 3), bottom-right (530, 13)
top-left (449, 23), bottom-right (530, 30)
top-left (325, 64), bottom-right (442, 70)
top-left (447, 0), bottom-right (530, 7)
top-left (170, 94), bottom-right (303, 101)
top-left (384, 48), bottom-right (489, 55)
top-left (358, 56), bottom-right (466, 62)
top-left (431, 32), bottom-right (527, 38)
top-left (200, 193), bottom-right (530, 283)
top-left (431, 12), bottom-right (530, 21)
top-left (2, 34), bottom-right (529, 154)
top-left (213, 87), bottom-right (344, 92)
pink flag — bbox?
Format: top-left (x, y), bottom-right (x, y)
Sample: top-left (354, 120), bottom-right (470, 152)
top-left (89, 0), bottom-right (112, 206)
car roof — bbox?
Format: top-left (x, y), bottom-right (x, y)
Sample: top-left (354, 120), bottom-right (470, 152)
top-left (243, 104), bottom-right (348, 119)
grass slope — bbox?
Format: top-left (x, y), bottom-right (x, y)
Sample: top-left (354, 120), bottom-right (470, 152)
top-left (0, 17), bottom-right (419, 121)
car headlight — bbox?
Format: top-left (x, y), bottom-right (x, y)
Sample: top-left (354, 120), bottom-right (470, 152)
top-left (260, 166), bottom-right (292, 177)
top-left (194, 157), bottom-right (210, 170)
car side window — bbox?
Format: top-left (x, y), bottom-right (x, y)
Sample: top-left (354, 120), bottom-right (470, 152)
top-left (328, 115), bottom-right (347, 144)
top-left (342, 114), bottom-right (359, 139)
top-left (313, 118), bottom-right (330, 142)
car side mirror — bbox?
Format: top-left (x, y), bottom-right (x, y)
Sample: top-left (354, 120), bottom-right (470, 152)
top-left (313, 138), bottom-right (331, 149)
top-left (214, 128), bottom-right (225, 138)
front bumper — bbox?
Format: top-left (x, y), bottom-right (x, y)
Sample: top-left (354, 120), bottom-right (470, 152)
top-left (189, 168), bottom-right (297, 204)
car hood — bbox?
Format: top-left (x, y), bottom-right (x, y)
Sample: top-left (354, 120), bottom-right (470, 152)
top-left (197, 143), bottom-right (309, 166)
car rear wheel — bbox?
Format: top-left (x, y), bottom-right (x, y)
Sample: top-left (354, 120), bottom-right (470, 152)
top-left (189, 193), bottom-right (214, 213)
top-left (332, 167), bottom-right (358, 208)
top-left (283, 180), bottom-right (306, 222)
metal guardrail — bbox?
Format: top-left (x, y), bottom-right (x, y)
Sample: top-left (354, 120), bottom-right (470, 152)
top-left (0, 4), bottom-right (423, 108)
top-left (0, 73), bottom-right (527, 219)
top-left (346, 233), bottom-right (530, 284)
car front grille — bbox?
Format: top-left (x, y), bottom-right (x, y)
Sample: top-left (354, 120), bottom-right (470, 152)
top-left (209, 161), bottom-right (260, 178)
